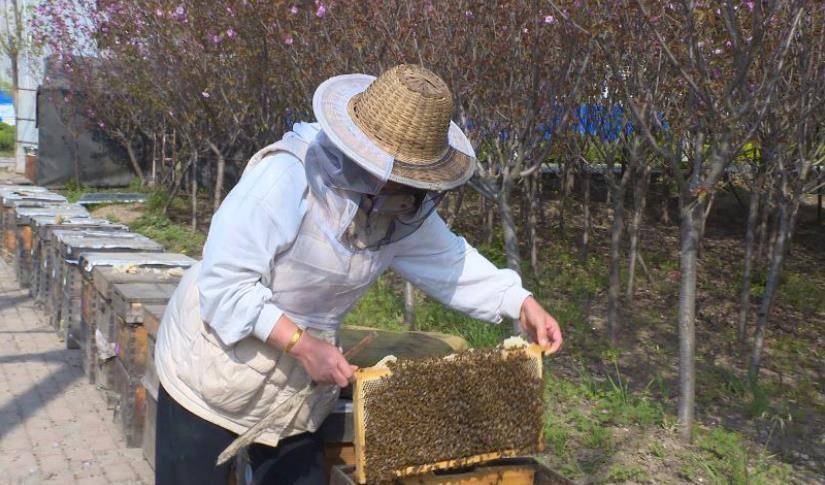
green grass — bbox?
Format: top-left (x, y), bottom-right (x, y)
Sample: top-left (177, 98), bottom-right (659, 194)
top-left (680, 428), bottom-right (793, 485)
top-left (343, 276), bottom-right (508, 348)
top-left (129, 211), bottom-right (204, 257)
top-left (0, 122), bottom-right (14, 153)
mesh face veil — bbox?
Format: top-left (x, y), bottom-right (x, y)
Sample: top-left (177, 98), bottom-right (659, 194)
top-left (305, 131), bottom-right (445, 251)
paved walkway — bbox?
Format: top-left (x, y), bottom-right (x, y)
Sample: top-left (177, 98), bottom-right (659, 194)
top-left (0, 259), bottom-right (153, 484)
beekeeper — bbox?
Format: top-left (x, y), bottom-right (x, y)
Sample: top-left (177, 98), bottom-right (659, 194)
top-left (153, 64), bottom-right (563, 484)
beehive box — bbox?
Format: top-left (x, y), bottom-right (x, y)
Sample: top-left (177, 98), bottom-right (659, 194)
top-left (30, 216), bottom-right (127, 303)
top-left (329, 457), bottom-right (573, 485)
top-left (81, 253), bottom-right (193, 384)
top-left (50, 231), bottom-right (164, 348)
top-left (141, 304), bottom-right (166, 470)
top-left (13, 205), bottom-right (90, 287)
top-left (110, 282), bottom-right (178, 447)
top-left (353, 345), bottom-right (545, 483)
top-left (1, 191), bottom-right (66, 260)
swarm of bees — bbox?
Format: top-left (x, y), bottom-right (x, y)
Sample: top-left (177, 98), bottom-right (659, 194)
top-left (362, 348), bottom-right (544, 482)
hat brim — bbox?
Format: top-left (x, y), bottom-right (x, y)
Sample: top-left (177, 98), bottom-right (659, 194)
top-left (313, 74), bottom-right (476, 192)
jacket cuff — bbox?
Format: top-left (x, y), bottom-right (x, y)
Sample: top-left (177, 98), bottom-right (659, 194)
top-left (501, 286), bottom-right (533, 321)
top-left (253, 303), bottom-right (284, 342)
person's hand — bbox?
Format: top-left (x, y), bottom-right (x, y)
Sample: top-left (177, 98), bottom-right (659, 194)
top-left (289, 332), bottom-right (358, 388)
top-left (518, 296), bottom-right (563, 354)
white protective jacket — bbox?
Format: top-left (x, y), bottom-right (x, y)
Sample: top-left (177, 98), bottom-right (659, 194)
top-left (154, 123), bottom-right (532, 446)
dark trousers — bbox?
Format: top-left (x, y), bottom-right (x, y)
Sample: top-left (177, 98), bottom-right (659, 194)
top-left (156, 385), bottom-right (325, 485)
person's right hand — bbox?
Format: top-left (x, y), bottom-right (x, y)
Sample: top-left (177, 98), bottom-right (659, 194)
top-left (290, 332), bottom-right (357, 388)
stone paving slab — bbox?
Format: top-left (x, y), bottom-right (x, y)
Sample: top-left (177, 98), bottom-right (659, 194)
top-left (0, 259), bottom-right (153, 484)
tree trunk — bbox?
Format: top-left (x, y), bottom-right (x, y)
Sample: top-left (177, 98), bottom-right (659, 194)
top-left (445, 187), bottom-right (464, 229)
top-left (191, 157), bottom-right (198, 231)
top-left (213, 153), bottom-right (226, 215)
top-left (499, 173), bottom-right (521, 274)
top-left (748, 198), bottom-right (791, 382)
top-left (485, 199), bottom-right (495, 246)
top-left (528, 174), bottom-right (540, 275)
top-left (404, 282), bottom-right (416, 329)
top-left (558, 160), bottom-right (572, 238)
top-left (498, 171), bottom-right (521, 336)
top-left (737, 177), bottom-right (763, 342)
top-left (659, 181), bottom-right (671, 224)
top-left (606, 184), bottom-right (625, 343)
top-left (124, 140), bottom-right (145, 184)
top-left (580, 170), bottom-right (591, 261)
top-left (677, 199), bottom-right (703, 442)
top-left (626, 167), bottom-right (651, 300)
top-left (756, 189), bottom-right (771, 259)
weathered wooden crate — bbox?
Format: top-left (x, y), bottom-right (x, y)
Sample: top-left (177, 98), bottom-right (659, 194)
top-left (13, 205), bottom-right (90, 288)
top-left (51, 231), bottom-right (164, 349)
top-left (111, 355), bottom-right (146, 448)
top-left (80, 254), bottom-right (192, 384)
top-left (2, 191), bottom-right (67, 261)
top-left (141, 304), bottom-right (165, 471)
top-left (110, 282), bottom-right (177, 447)
top-left (142, 385), bottom-right (158, 471)
top-left (329, 458), bottom-right (573, 485)
top-left (31, 216), bottom-right (127, 303)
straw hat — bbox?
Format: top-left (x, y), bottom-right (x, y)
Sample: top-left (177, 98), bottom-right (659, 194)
top-left (313, 64), bottom-right (476, 192)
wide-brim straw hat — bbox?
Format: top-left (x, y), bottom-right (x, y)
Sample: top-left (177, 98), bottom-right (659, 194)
top-left (313, 64), bottom-right (476, 192)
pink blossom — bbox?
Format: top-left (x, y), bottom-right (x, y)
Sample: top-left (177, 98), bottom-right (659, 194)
top-left (154, 8), bottom-right (163, 17)
top-left (744, 1), bottom-right (755, 11)
top-left (171, 5), bottom-right (186, 21)
top-left (290, 5), bottom-right (298, 15)
top-left (464, 10), bottom-right (474, 20)
top-left (226, 28), bottom-right (237, 39)
top-left (209, 32), bottom-right (221, 44)
top-left (725, 40), bottom-right (732, 48)
top-left (316, 4), bottom-right (326, 18)
top-left (544, 15), bottom-right (556, 24)
top-left (201, 91), bottom-right (211, 99)
top-left (284, 34), bottom-right (294, 45)
top-left (98, 121), bottom-right (106, 129)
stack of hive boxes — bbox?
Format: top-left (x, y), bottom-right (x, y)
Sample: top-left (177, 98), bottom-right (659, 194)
top-left (0, 181), bottom-right (201, 468)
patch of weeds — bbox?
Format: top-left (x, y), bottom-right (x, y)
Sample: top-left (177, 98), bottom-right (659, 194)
top-left (62, 179), bottom-right (91, 203)
top-left (581, 420), bottom-right (615, 452)
top-left (690, 427), bottom-right (793, 485)
top-left (344, 276), bottom-right (508, 348)
top-left (343, 277), bottom-right (404, 331)
top-left (604, 463), bottom-right (649, 483)
top-left (746, 381), bottom-right (777, 418)
top-left (648, 441), bottom-right (665, 459)
top-left (129, 212), bottom-right (205, 256)
top-left (544, 414), bottom-right (570, 458)
top-left (776, 271), bottom-right (825, 314)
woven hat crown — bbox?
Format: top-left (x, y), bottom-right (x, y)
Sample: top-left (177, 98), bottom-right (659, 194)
top-left (347, 65), bottom-right (453, 165)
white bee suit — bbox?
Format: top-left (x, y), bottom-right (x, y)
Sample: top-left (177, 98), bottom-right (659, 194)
top-left (154, 122), bottom-right (532, 446)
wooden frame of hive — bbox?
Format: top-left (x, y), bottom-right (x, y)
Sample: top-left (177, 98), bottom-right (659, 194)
top-left (352, 344), bottom-right (545, 484)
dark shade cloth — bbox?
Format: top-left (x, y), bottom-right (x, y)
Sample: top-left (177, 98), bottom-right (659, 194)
top-left (156, 385), bottom-right (325, 485)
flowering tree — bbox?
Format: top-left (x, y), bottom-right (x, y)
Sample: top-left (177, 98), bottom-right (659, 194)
top-left (558, 0), bottom-right (809, 441)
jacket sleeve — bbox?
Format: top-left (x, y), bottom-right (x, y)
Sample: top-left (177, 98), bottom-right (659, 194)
top-left (197, 153), bottom-right (308, 345)
top-left (390, 214), bottom-right (532, 323)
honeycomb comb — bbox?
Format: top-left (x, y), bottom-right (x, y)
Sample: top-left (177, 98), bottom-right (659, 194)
top-left (353, 344), bottom-right (545, 483)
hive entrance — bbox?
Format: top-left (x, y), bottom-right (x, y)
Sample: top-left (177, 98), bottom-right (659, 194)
top-left (354, 344), bottom-right (544, 483)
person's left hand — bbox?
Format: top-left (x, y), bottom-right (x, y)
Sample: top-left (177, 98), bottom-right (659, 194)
top-left (518, 296), bottom-right (563, 354)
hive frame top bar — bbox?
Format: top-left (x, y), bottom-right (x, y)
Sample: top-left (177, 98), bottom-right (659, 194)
top-left (352, 343), bottom-right (545, 484)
